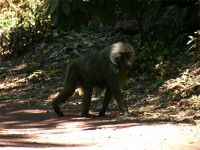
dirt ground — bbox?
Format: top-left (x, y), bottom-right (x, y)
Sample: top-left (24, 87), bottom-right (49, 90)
top-left (0, 98), bottom-right (200, 150)
top-left (0, 37), bottom-right (199, 149)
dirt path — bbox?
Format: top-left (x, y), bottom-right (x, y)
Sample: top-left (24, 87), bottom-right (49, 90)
top-left (0, 99), bottom-right (200, 150)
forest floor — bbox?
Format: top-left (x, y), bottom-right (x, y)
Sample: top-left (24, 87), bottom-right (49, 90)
top-left (0, 30), bottom-right (200, 149)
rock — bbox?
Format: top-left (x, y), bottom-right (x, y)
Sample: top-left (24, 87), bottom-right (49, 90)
top-left (114, 20), bottom-right (139, 35)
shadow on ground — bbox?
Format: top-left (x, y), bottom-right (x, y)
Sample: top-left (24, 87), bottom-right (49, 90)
top-left (0, 97), bottom-right (183, 148)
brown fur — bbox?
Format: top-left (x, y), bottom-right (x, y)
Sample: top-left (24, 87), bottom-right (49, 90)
top-left (52, 42), bottom-right (135, 117)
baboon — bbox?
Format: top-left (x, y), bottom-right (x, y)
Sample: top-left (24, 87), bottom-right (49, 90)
top-left (52, 42), bottom-right (135, 117)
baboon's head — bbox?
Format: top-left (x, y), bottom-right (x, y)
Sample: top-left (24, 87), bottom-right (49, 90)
top-left (110, 42), bottom-right (135, 69)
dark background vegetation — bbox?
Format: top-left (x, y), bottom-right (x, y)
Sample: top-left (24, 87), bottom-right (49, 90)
top-left (0, 0), bottom-right (199, 123)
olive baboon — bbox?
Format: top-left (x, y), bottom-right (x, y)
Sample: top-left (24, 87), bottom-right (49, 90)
top-left (52, 42), bottom-right (135, 117)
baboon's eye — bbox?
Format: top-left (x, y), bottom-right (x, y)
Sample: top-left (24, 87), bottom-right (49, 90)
top-left (121, 53), bottom-right (130, 60)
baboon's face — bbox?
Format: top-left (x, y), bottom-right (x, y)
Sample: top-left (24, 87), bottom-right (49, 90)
top-left (115, 52), bottom-right (134, 69)
top-left (110, 42), bottom-right (135, 69)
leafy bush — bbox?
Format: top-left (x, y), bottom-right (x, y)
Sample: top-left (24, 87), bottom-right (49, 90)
top-left (0, 0), bottom-right (50, 57)
top-left (135, 40), bottom-right (166, 73)
top-left (43, 0), bottom-right (87, 32)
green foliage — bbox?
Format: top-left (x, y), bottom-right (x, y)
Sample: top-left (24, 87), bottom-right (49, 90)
top-left (0, 0), bottom-right (44, 30)
top-left (42, 0), bottom-right (156, 33)
top-left (43, 0), bottom-right (88, 32)
top-left (0, 0), bottom-right (50, 57)
top-left (132, 1), bottom-right (199, 79)
top-left (87, 17), bottom-right (101, 31)
top-left (150, 79), bottom-right (164, 91)
top-left (90, 0), bottom-right (116, 25)
top-left (135, 40), bottom-right (166, 73)
top-left (43, 0), bottom-right (134, 31)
